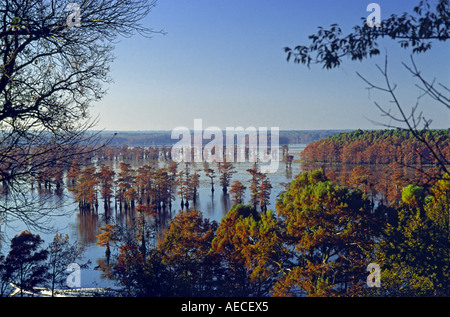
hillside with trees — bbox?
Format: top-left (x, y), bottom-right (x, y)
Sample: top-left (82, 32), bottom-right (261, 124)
top-left (301, 129), bottom-right (450, 166)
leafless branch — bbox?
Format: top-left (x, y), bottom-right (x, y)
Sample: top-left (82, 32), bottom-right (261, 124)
top-left (357, 55), bottom-right (449, 178)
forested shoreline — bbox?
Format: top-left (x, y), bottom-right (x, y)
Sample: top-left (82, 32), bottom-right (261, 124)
top-left (301, 129), bottom-right (450, 166)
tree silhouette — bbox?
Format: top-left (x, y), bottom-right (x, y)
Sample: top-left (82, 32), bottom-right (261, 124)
top-left (258, 177), bottom-right (272, 212)
top-left (247, 166), bottom-right (263, 209)
top-left (285, 0), bottom-right (449, 69)
top-left (218, 161), bottom-right (235, 193)
top-left (4, 231), bottom-right (49, 296)
top-left (246, 166), bottom-right (272, 211)
top-left (204, 167), bottom-right (216, 193)
top-left (0, 0), bottom-right (160, 228)
top-left (135, 204), bottom-right (157, 259)
top-left (48, 233), bottom-right (83, 296)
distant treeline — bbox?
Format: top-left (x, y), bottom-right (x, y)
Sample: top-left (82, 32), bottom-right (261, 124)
top-left (301, 129), bottom-right (450, 165)
top-left (94, 130), bottom-right (349, 146)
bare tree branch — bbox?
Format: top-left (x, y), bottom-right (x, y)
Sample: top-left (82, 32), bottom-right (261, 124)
top-left (0, 0), bottom-right (160, 229)
top-left (357, 55), bottom-right (449, 178)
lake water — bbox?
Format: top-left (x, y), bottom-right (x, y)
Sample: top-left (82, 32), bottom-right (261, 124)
top-left (0, 144), bottom-right (305, 289)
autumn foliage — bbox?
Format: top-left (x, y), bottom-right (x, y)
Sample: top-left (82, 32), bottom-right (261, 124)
top-left (2, 134), bottom-right (448, 297)
top-left (98, 169), bottom-right (450, 297)
top-left (301, 129), bottom-right (450, 166)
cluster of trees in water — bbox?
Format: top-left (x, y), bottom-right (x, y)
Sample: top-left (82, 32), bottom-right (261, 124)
top-left (65, 159), bottom-right (273, 215)
top-left (26, 140), bottom-right (287, 217)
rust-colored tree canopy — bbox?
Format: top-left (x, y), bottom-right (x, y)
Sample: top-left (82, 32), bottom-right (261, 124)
top-left (301, 129), bottom-right (449, 166)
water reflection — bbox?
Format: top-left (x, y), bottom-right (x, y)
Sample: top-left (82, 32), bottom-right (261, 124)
top-left (76, 211), bottom-right (100, 245)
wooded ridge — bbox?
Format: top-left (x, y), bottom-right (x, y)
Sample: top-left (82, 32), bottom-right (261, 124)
top-left (301, 129), bottom-right (450, 165)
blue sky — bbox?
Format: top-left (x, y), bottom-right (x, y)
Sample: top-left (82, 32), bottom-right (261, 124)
top-left (92, 0), bottom-right (449, 131)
